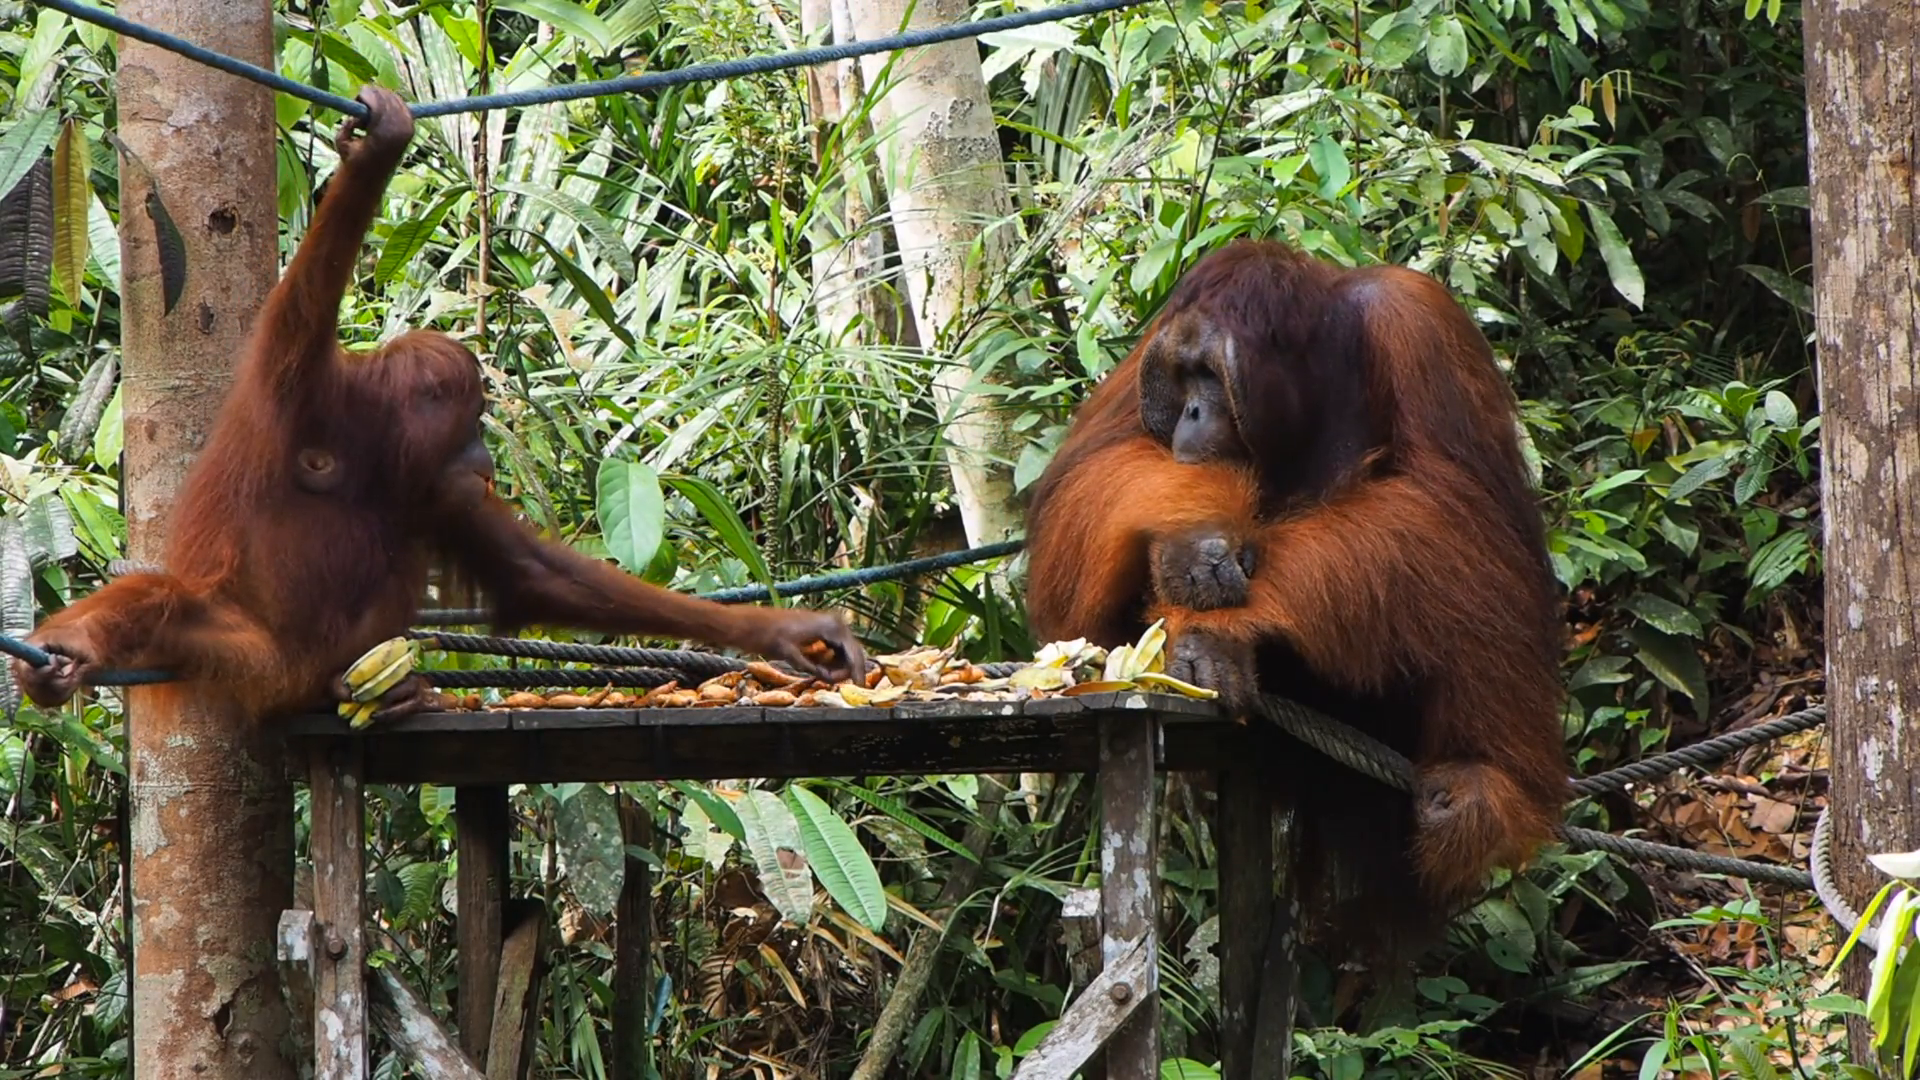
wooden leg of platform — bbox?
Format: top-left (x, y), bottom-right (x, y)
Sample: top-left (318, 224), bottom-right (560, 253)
top-left (1249, 895), bottom-right (1298, 1074)
top-left (1218, 754), bottom-right (1288, 1080)
top-left (486, 900), bottom-right (548, 1080)
top-left (613, 793), bottom-right (655, 1079)
top-left (456, 785), bottom-right (511, 1068)
top-left (1099, 713), bottom-right (1159, 1080)
top-left (310, 741), bottom-right (369, 1080)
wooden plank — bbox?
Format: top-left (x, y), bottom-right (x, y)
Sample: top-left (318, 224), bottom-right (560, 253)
top-left (287, 716), bottom-right (1236, 787)
top-left (1007, 936), bottom-right (1152, 1080)
top-left (276, 910), bottom-right (318, 1080)
top-left (1059, 887), bottom-right (1103, 991)
top-left (486, 900), bottom-right (548, 1080)
top-left (1250, 897), bottom-right (1299, 1074)
top-left (283, 692), bottom-right (1223, 736)
top-left (310, 741), bottom-right (369, 1080)
top-left (1098, 713), bottom-right (1160, 1080)
top-left (369, 965), bottom-right (486, 1080)
top-left (456, 786), bottom-right (511, 1067)
top-left (613, 794), bottom-right (654, 1079)
top-left (1217, 754), bottom-right (1278, 1080)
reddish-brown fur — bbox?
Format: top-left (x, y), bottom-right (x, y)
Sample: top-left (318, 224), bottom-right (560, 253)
top-left (9, 87), bottom-right (864, 720)
top-left (1025, 239), bottom-right (1567, 956)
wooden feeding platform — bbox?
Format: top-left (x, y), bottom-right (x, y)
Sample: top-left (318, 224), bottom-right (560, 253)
top-left (279, 691), bottom-right (1298, 1080)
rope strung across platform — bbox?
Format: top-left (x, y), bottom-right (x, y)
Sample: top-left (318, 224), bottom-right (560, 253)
top-left (31, 0), bottom-right (1151, 120)
top-left (1257, 695), bottom-right (1822, 891)
top-left (0, 538), bottom-right (1026, 685)
top-left (407, 541), bottom-right (1026, 624)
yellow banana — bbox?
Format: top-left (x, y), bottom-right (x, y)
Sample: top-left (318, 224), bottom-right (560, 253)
top-left (336, 637), bottom-right (420, 721)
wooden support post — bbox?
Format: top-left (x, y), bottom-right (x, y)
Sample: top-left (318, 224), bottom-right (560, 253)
top-left (310, 743), bottom-right (369, 1080)
top-left (277, 911), bottom-right (319, 1080)
top-left (369, 966), bottom-right (487, 1080)
top-left (613, 794), bottom-right (655, 1079)
top-left (1008, 937), bottom-right (1153, 1080)
top-left (1250, 898), bottom-right (1298, 1071)
top-left (1098, 713), bottom-right (1159, 1080)
top-left (456, 786), bottom-right (511, 1067)
top-left (486, 900), bottom-right (548, 1080)
top-left (1218, 757), bottom-right (1285, 1080)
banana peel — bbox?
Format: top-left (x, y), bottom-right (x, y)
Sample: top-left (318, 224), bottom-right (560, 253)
top-left (337, 636), bottom-right (422, 728)
top-left (1018, 620), bottom-right (1218, 701)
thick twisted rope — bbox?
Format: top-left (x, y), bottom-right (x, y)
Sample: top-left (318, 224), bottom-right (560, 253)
top-left (32, 0), bottom-right (1150, 121)
top-left (1252, 696), bottom-right (1814, 888)
top-left (1570, 705), bottom-right (1829, 797)
top-left (422, 667), bottom-right (687, 690)
top-left (408, 632), bottom-right (749, 680)
top-left (2, 540), bottom-right (1024, 687)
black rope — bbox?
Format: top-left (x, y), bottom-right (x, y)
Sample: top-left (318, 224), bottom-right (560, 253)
top-left (423, 667), bottom-right (687, 690)
top-left (1560, 825), bottom-right (1814, 890)
top-left (1, 540), bottom-right (1021, 686)
top-left (0, 635), bottom-right (170, 686)
top-left (34, 0), bottom-right (364, 114)
top-left (33, 0), bottom-right (1148, 121)
top-left (411, 540), bottom-right (1025, 623)
top-left (696, 540), bottom-right (1024, 604)
top-left (1251, 695), bottom-right (1816, 890)
top-left (1569, 705), bottom-right (1829, 798)
top-left (410, 632), bottom-right (749, 680)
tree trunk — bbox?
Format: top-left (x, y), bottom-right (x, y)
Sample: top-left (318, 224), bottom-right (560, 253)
top-left (801, 0), bottom-right (905, 349)
top-left (1804, 0), bottom-right (1919, 1063)
top-left (850, 0), bottom-right (1022, 546)
top-left (116, 1), bottom-right (293, 1075)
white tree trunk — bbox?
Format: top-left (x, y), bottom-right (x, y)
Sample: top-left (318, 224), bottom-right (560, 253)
top-left (851, 0), bottom-right (1022, 545)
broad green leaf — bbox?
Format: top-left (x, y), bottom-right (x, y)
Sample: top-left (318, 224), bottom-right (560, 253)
top-left (667, 779), bottom-right (745, 841)
top-left (375, 191), bottom-right (462, 289)
top-left (1740, 263), bottom-right (1814, 315)
top-left (784, 784), bottom-right (887, 931)
top-left (528, 232), bottom-right (635, 346)
top-left (826, 780), bottom-right (979, 863)
top-left (665, 473), bottom-right (776, 590)
top-left (1012, 1021), bottom-right (1056, 1056)
top-left (1666, 456), bottom-right (1731, 501)
top-left (1637, 1040), bottom-right (1670, 1080)
top-left (556, 782), bottom-right (626, 917)
top-left (418, 784), bottom-right (455, 826)
top-left (1368, 19), bottom-right (1425, 69)
top-left (50, 119), bottom-right (88, 305)
top-left (1748, 530), bottom-right (1813, 595)
top-left (1425, 14), bottom-right (1469, 77)
top-left (1623, 624), bottom-right (1709, 709)
top-left (950, 1031), bottom-right (983, 1080)
top-left (1624, 593), bottom-right (1702, 638)
top-left (396, 860), bottom-right (443, 926)
top-left (1585, 203), bottom-right (1645, 309)
top-left (0, 109), bottom-right (57, 204)
top-left (1309, 136), bottom-right (1351, 200)
top-left (92, 384), bottom-right (122, 472)
top-left (1472, 897), bottom-right (1536, 973)
top-left (596, 459), bottom-right (665, 574)
top-left (1130, 233), bottom-right (1178, 295)
top-left (86, 191), bottom-right (118, 287)
top-left (736, 789), bottom-right (814, 925)
top-left (1583, 468), bottom-right (1645, 500)
top-left (1162, 1061), bottom-right (1222, 1080)
top-left (497, 180), bottom-right (638, 281)
top-left (498, 0), bottom-right (613, 52)
top-left (679, 798), bottom-right (734, 870)
top-left (1763, 390), bottom-right (1799, 430)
